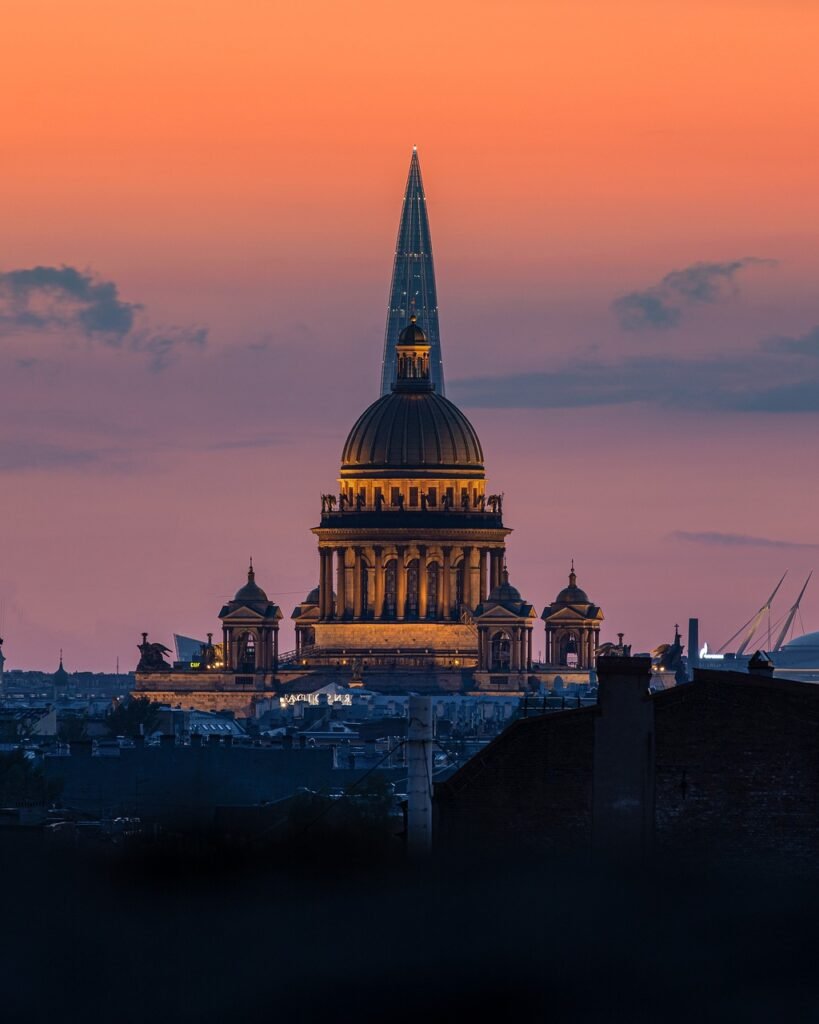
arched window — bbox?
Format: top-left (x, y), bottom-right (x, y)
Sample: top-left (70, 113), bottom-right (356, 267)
top-left (561, 632), bottom-right (579, 668)
top-left (407, 559), bottom-right (419, 618)
top-left (238, 632), bottom-right (256, 672)
top-left (490, 631), bottom-right (512, 671)
top-left (455, 561), bottom-right (465, 611)
top-left (427, 562), bottom-right (439, 619)
top-left (384, 560), bottom-right (397, 618)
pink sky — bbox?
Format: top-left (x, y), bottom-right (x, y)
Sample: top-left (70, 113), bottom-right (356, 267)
top-left (1, 1), bottom-right (818, 670)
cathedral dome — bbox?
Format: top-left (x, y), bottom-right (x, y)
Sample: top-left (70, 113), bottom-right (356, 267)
top-left (554, 565), bottom-right (590, 605)
top-left (341, 390), bottom-right (484, 478)
top-left (232, 563), bottom-right (269, 605)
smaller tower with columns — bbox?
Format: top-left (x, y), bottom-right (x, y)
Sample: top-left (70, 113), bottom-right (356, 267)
top-left (474, 567), bottom-right (537, 675)
top-left (541, 562), bottom-right (604, 669)
top-left (218, 562), bottom-right (283, 673)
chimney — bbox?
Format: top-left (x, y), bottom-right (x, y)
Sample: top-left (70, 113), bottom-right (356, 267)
top-left (687, 618), bottom-right (699, 680)
top-left (593, 656), bottom-right (655, 861)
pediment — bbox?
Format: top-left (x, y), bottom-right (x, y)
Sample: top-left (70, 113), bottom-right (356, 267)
top-left (221, 605), bottom-right (280, 623)
top-left (543, 606), bottom-right (595, 624)
top-left (476, 605), bottom-right (528, 622)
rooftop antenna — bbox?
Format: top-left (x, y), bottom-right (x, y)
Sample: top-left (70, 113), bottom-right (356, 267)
top-left (773, 572), bottom-right (812, 651)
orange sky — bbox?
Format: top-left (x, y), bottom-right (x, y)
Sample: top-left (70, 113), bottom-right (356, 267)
top-left (2, 1), bottom-right (818, 669)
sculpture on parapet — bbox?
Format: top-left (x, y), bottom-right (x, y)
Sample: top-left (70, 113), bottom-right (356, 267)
top-left (487, 493), bottom-right (504, 515)
top-left (137, 633), bottom-right (172, 672)
top-left (321, 493), bottom-right (337, 513)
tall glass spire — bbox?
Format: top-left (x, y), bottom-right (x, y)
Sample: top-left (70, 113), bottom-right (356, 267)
top-left (380, 147), bottom-right (445, 395)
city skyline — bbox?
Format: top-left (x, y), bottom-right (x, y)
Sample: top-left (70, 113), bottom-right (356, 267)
top-left (2, 1), bottom-right (819, 671)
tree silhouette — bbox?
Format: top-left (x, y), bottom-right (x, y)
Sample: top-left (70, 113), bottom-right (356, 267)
top-left (106, 697), bottom-right (161, 739)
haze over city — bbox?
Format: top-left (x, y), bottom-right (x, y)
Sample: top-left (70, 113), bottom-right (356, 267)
top-left (2, 0), bottom-right (818, 671)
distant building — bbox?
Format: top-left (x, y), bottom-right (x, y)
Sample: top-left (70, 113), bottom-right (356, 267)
top-left (134, 154), bottom-right (610, 712)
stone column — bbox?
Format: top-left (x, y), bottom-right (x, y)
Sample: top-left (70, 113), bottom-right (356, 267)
top-left (470, 548), bottom-right (481, 611)
top-left (258, 629), bottom-right (267, 671)
top-left (461, 546), bottom-right (472, 610)
top-left (418, 546), bottom-right (428, 619)
top-left (527, 628), bottom-right (533, 671)
top-left (440, 547), bottom-right (451, 620)
top-left (366, 556), bottom-right (375, 619)
top-left (353, 547), bottom-right (363, 619)
top-left (373, 546), bottom-right (384, 620)
top-left (511, 627), bottom-right (520, 671)
top-left (273, 628), bottom-right (279, 671)
top-left (319, 548), bottom-right (331, 619)
top-left (318, 551), bottom-right (325, 620)
top-left (343, 549), bottom-right (354, 617)
top-left (488, 551), bottom-right (497, 592)
top-left (479, 549), bottom-right (488, 603)
top-left (222, 626), bottom-right (230, 670)
top-left (336, 547), bottom-right (346, 619)
top-left (396, 546), bottom-right (407, 621)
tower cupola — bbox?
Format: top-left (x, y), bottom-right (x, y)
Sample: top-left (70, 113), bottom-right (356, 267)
top-left (394, 315), bottom-right (433, 391)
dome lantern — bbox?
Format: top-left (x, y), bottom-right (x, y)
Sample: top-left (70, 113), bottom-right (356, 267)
top-left (393, 315), bottom-right (433, 392)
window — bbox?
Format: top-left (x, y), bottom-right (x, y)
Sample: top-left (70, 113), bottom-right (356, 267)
top-left (407, 560), bottom-right (419, 617)
top-left (409, 487), bottom-right (419, 507)
top-left (427, 563), bottom-right (439, 619)
top-left (384, 561), bottom-right (397, 617)
top-left (491, 632), bottom-right (512, 671)
top-left (427, 487), bottom-right (437, 507)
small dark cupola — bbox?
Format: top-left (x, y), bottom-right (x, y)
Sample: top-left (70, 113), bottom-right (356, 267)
top-left (393, 316), bottom-right (433, 392)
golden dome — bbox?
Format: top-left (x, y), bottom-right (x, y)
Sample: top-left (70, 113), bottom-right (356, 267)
top-left (340, 390), bottom-right (484, 480)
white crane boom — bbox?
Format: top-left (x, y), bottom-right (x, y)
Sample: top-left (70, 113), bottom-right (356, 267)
top-left (773, 572), bottom-right (812, 652)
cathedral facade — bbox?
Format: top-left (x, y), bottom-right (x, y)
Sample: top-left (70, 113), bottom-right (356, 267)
top-left (135, 151), bottom-right (605, 713)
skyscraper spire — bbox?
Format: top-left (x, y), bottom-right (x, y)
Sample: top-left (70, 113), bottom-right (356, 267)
top-left (380, 148), bottom-right (445, 395)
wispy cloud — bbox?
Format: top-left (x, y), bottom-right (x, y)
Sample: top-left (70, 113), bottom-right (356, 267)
top-left (669, 530), bottom-right (819, 550)
top-left (612, 258), bottom-right (777, 331)
top-left (0, 440), bottom-right (101, 473)
top-left (451, 332), bottom-right (819, 414)
top-left (0, 264), bottom-right (207, 370)
top-left (762, 325), bottom-right (819, 358)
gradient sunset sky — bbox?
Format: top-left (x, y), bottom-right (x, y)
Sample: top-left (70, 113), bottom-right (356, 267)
top-left (2, 0), bottom-right (818, 671)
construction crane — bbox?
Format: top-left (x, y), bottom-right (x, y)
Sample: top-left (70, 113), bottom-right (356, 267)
top-left (719, 572), bottom-right (787, 655)
top-left (773, 572), bottom-right (812, 651)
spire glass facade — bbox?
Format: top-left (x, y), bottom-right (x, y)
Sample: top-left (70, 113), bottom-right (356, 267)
top-left (380, 148), bottom-right (445, 395)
